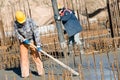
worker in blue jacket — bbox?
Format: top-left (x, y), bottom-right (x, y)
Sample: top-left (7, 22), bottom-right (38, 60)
top-left (55, 6), bottom-right (84, 54)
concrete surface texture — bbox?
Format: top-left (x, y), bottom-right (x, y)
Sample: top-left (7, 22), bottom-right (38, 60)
top-left (0, 49), bottom-right (120, 80)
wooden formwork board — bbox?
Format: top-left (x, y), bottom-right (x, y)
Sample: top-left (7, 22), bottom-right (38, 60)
top-left (81, 29), bottom-right (109, 38)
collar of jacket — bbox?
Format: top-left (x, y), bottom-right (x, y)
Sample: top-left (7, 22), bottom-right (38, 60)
top-left (59, 8), bottom-right (72, 16)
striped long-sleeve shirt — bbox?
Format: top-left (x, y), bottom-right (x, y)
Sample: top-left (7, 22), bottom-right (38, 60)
top-left (14, 18), bottom-right (41, 47)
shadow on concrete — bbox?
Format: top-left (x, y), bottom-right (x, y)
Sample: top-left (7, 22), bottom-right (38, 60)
top-left (31, 71), bottom-right (39, 76)
top-left (5, 67), bottom-right (21, 77)
top-left (5, 67), bottom-right (44, 77)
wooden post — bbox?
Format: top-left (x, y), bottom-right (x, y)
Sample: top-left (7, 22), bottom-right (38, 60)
top-left (51, 0), bottom-right (65, 44)
top-left (51, 0), bottom-right (68, 65)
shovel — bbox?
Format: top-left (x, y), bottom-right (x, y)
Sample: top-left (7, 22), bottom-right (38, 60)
top-left (29, 43), bottom-right (79, 76)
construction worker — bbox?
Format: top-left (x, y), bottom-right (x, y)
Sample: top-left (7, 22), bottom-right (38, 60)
top-left (55, 5), bottom-right (84, 54)
top-left (14, 11), bottom-right (44, 78)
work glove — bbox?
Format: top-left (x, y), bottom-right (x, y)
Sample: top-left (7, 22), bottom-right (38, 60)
top-left (54, 15), bottom-right (61, 21)
top-left (37, 46), bottom-right (42, 52)
top-left (23, 39), bottom-right (30, 45)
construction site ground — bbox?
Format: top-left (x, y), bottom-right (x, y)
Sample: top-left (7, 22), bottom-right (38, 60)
top-left (0, 48), bottom-right (120, 80)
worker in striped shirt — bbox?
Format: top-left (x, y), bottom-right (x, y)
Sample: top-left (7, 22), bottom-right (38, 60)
top-left (14, 11), bottom-right (44, 78)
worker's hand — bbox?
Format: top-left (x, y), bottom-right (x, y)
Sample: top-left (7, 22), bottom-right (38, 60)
top-left (23, 39), bottom-right (30, 45)
top-left (37, 46), bottom-right (42, 52)
top-left (54, 15), bottom-right (61, 21)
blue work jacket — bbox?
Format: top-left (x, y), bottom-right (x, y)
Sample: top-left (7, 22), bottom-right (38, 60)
top-left (61, 9), bottom-right (82, 37)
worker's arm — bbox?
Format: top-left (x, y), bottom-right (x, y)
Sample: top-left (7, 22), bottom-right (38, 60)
top-left (61, 10), bottom-right (72, 21)
top-left (14, 23), bottom-right (26, 42)
top-left (29, 19), bottom-right (42, 51)
top-left (54, 10), bottom-right (72, 21)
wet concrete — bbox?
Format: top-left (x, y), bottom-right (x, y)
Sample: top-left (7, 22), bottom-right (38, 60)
top-left (0, 49), bottom-right (120, 80)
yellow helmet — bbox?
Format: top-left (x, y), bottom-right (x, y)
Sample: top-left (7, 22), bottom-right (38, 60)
top-left (15, 11), bottom-right (26, 24)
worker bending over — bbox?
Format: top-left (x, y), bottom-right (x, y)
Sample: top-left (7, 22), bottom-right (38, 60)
top-left (14, 11), bottom-right (44, 78)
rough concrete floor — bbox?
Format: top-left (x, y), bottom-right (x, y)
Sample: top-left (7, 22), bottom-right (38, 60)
top-left (0, 48), bottom-right (120, 80)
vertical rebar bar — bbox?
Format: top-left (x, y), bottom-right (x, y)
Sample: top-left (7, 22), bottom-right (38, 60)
top-left (112, 62), bottom-right (117, 80)
top-left (106, 0), bottom-right (114, 38)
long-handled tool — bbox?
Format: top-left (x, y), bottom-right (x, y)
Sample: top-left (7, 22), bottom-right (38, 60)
top-left (29, 43), bottom-right (79, 76)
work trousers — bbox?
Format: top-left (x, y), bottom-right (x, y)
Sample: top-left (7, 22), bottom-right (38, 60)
top-left (20, 43), bottom-right (44, 78)
top-left (68, 33), bottom-right (84, 54)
